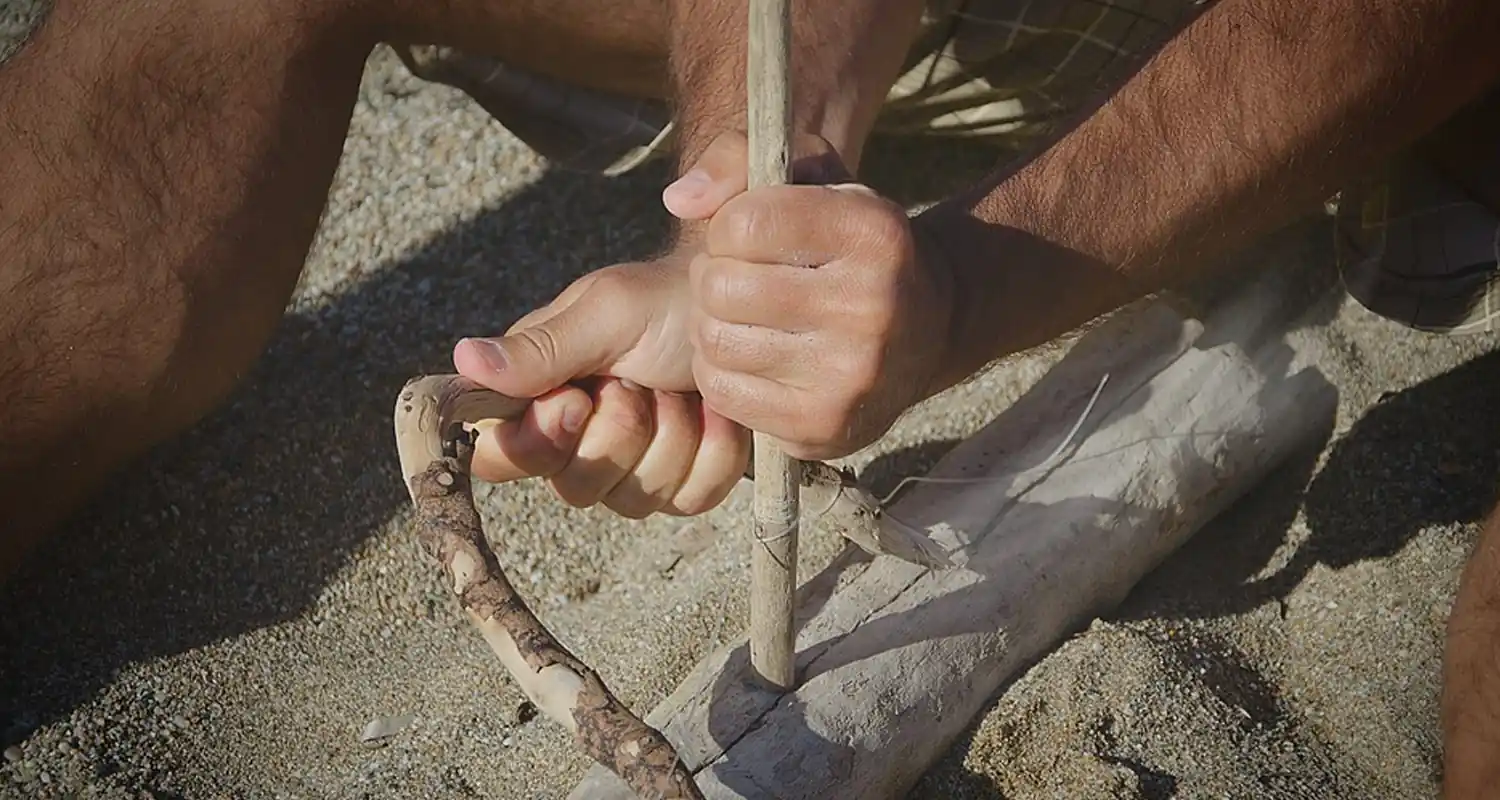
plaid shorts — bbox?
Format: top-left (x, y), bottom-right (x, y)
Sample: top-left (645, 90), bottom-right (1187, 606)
top-left (398, 0), bottom-right (1207, 174)
top-left (400, 0), bottom-right (1499, 335)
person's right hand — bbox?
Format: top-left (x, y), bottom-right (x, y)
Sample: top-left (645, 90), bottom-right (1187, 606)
top-left (453, 132), bottom-right (848, 518)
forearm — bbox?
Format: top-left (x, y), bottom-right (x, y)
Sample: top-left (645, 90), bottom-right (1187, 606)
top-left (921, 0), bottom-right (1500, 390)
top-left (1444, 500), bottom-right (1500, 799)
top-left (667, 0), bottom-right (924, 177)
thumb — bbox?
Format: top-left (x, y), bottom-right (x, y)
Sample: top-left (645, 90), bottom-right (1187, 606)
top-left (663, 131), bottom-right (853, 221)
top-left (662, 132), bottom-right (750, 221)
top-left (454, 298), bottom-right (626, 398)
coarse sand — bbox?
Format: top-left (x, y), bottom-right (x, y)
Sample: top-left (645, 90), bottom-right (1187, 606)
top-left (3, 14), bottom-right (1498, 800)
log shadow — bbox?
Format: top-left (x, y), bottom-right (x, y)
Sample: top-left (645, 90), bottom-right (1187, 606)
top-left (1100, 220), bottom-right (1355, 623)
top-left (1293, 348), bottom-right (1498, 589)
top-left (1117, 329), bottom-right (1498, 622)
top-left (0, 133), bottom-right (1003, 746)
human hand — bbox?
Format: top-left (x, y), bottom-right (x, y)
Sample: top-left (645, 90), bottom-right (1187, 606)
top-left (450, 133), bottom-right (847, 517)
top-left (451, 255), bottom-right (750, 518)
top-left (684, 180), bottom-right (957, 461)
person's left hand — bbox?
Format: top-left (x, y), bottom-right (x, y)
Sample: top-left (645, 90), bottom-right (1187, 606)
top-left (685, 181), bottom-right (957, 461)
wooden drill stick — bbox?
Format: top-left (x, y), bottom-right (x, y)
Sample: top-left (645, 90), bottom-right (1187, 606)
top-left (746, 0), bottom-right (799, 692)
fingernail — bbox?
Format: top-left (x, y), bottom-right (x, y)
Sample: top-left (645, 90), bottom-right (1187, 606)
top-left (464, 338), bottom-right (507, 373)
top-left (561, 402), bottom-right (589, 435)
top-left (618, 378), bottom-right (643, 392)
top-left (665, 169), bottom-right (711, 200)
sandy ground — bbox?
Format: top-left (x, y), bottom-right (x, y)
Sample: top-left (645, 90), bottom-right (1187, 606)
top-left (4, 13), bottom-right (1500, 800)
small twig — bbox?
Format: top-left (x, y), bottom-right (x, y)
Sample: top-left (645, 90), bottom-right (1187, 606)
top-left (876, 373), bottom-right (1112, 508)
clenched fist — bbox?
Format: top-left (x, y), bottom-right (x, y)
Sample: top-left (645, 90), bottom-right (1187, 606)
top-left (689, 180), bottom-right (956, 461)
top-left (450, 131), bottom-right (846, 517)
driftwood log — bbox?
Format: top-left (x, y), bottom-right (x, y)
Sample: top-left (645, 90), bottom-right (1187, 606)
top-left (568, 266), bottom-right (1338, 799)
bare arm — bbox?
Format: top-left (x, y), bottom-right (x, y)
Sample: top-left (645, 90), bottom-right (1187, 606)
top-left (916, 0), bottom-right (1500, 391)
top-left (667, 0), bottom-right (924, 177)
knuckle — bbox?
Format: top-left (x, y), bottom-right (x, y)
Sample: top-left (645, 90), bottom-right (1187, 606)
top-left (864, 206), bottom-right (910, 253)
top-left (512, 325), bottom-right (562, 364)
top-left (674, 496), bottom-right (715, 517)
top-left (674, 481), bottom-right (731, 516)
top-left (782, 439), bottom-right (833, 462)
top-left (588, 264), bottom-right (634, 295)
top-left (518, 437), bottom-right (572, 477)
top-left (849, 285), bottom-right (898, 334)
top-left (699, 262), bottom-right (748, 313)
top-left (805, 399), bottom-right (856, 450)
top-left (833, 350), bottom-right (883, 396)
top-left (714, 198), bottom-right (771, 255)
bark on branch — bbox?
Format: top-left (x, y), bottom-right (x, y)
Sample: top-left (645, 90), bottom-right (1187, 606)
top-left (391, 375), bottom-right (950, 797)
top-left (394, 375), bottom-right (703, 800)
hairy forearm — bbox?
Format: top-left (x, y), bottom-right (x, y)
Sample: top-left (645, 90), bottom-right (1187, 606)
top-left (667, 0), bottom-right (924, 176)
top-left (921, 0), bottom-right (1500, 388)
top-left (1444, 501), bottom-right (1500, 799)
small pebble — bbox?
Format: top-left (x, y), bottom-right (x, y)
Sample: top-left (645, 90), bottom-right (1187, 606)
top-left (360, 714), bottom-right (414, 744)
top-left (2, 746), bottom-right (20, 763)
top-left (171, 715), bottom-right (190, 729)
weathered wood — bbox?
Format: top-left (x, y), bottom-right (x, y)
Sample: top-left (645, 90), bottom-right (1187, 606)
top-left (745, 0), bottom-right (800, 691)
top-left (569, 268), bottom-right (1338, 799)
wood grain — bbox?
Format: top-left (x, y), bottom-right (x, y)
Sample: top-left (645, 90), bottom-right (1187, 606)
top-left (745, 0), bottom-right (799, 692)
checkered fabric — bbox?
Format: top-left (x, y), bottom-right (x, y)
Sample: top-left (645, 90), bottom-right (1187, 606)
top-left (1335, 158), bottom-right (1500, 335)
top-left (398, 0), bottom-right (1206, 175)
top-left (398, 0), bottom-right (1498, 336)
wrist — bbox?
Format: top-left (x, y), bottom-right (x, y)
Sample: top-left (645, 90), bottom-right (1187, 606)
top-left (911, 191), bottom-right (1145, 396)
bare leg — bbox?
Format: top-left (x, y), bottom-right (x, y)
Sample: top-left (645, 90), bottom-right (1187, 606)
top-left (0, 0), bottom-right (376, 575)
top-left (1443, 496), bottom-right (1500, 798)
top-left (0, 0), bottom-right (673, 579)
